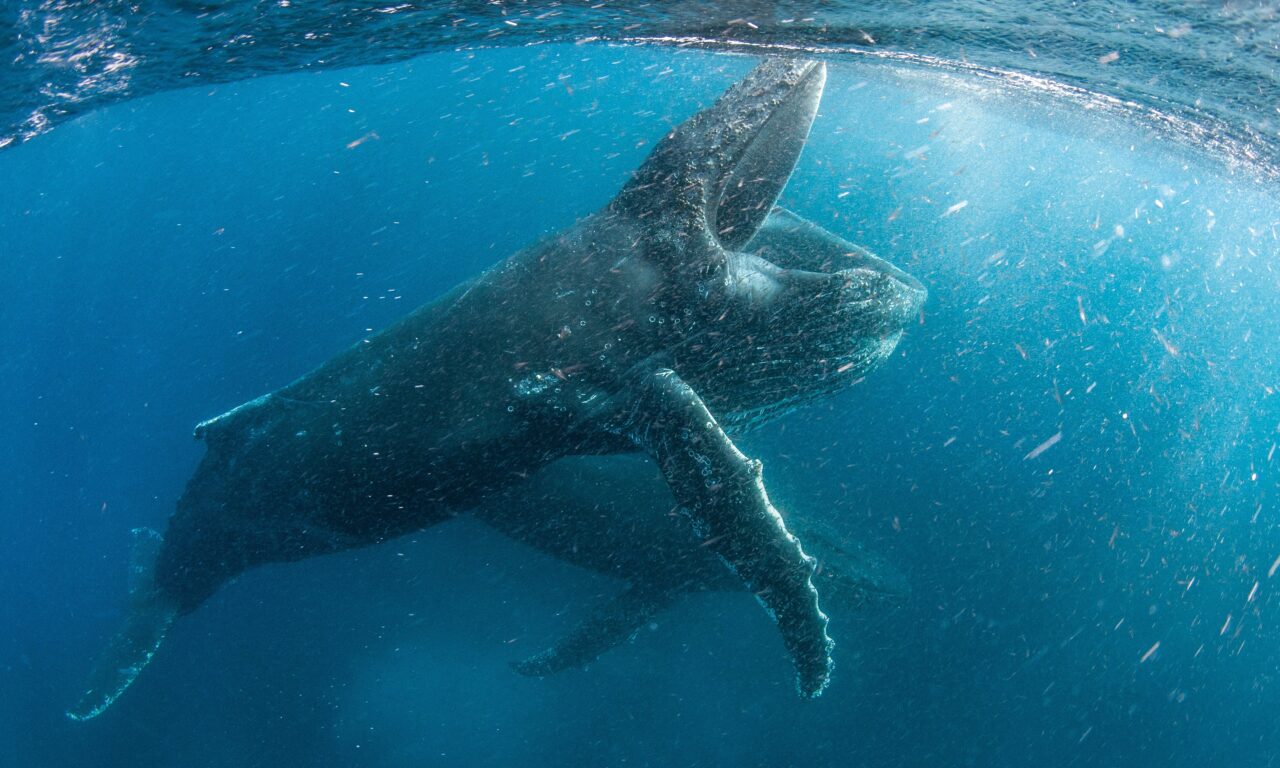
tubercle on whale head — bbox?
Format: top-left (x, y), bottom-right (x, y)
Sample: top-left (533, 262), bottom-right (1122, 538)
top-left (564, 59), bottom-right (829, 371)
top-left (528, 59), bottom-right (925, 433)
top-left (686, 213), bottom-right (927, 430)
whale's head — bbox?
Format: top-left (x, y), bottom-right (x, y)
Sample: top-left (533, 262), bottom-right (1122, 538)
top-left (610, 58), bottom-right (927, 431)
top-left (706, 208), bottom-right (926, 430)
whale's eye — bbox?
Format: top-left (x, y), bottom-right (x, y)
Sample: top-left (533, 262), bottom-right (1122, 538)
top-left (725, 253), bottom-right (785, 308)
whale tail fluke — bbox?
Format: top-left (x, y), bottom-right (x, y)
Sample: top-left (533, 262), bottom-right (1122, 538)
top-left (67, 527), bottom-right (177, 721)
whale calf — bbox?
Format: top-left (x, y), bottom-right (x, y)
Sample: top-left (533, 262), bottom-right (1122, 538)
top-left (68, 58), bottom-right (926, 720)
top-left (472, 454), bottom-right (909, 675)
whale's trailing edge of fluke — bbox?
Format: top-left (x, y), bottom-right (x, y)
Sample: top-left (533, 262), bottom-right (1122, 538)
top-left (66, 528), bottom-right (176, 721)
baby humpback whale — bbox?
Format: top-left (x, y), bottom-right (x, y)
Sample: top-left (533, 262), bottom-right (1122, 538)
top-left (68, 58), bottom-right (926, 720)
top-left (472, 454), bottom-right (909, 676)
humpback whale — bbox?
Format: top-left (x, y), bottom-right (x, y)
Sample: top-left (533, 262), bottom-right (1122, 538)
top-left (68, 58), bottom-right (926, 720)
top-left (472, 454), bottom-right (909, 676)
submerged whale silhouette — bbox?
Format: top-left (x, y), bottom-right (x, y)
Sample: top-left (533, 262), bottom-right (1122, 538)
top-left (68, 58), bottom-right (926, 720)
top-left (473, 454), bottom-right (909, 675)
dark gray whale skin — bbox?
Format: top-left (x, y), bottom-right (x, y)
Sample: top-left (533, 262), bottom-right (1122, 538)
top-left (68, 58), bottom-right (926, 719)
top-left (474, 454), bottom-right (909, 675)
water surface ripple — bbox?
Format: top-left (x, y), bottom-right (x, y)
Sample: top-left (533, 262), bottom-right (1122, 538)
top-left (5, 2), bottom-right (1278, 173)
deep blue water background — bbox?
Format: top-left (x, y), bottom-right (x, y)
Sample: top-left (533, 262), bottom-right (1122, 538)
top-left (4, 43), bottom-right (1280, 766)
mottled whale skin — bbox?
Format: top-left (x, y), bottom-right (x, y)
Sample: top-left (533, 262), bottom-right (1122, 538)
top-left (474, 454), bottom-right (909, 675)
top-left (68, 58), bottom-right (926, 720)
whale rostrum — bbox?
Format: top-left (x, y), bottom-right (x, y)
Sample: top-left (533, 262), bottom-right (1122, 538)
top-left (68, 58), bottom-right (926, 720)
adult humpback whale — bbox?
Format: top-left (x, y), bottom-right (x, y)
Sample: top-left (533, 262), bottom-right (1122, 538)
top-left (68, 58), bottom-right (926, 720)
top-left (472, 454), bottom-right (909, 676)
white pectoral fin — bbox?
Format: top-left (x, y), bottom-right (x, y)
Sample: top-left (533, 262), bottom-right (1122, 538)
top-left (610, 368), bottom-right (834, 698)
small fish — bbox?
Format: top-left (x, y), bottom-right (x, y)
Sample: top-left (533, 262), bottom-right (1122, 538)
top-left (1152, 328), bottom-right (1180, 357)
top-left (345, 131), bottom-right (380, 150)
top-left (1023, 432), bottom-right (1062, 461)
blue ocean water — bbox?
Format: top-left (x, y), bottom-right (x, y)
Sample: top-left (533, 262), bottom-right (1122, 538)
top-left (2, 22), bottom-right (1280, 768)
top-left (5, 2), bottom-right (1279, 175)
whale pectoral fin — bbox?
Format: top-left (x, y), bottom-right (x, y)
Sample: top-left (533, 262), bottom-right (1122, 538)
top-left (512, 585), bottom-right (675, 677)
top-left (790, 519), bottom-right (912, 611)
top-left (608, 368), bottom-right (833, 698)
top-left (610, 60), bottom-right (826, 254)
top-left (66, 528), bottom-right (178, 721)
